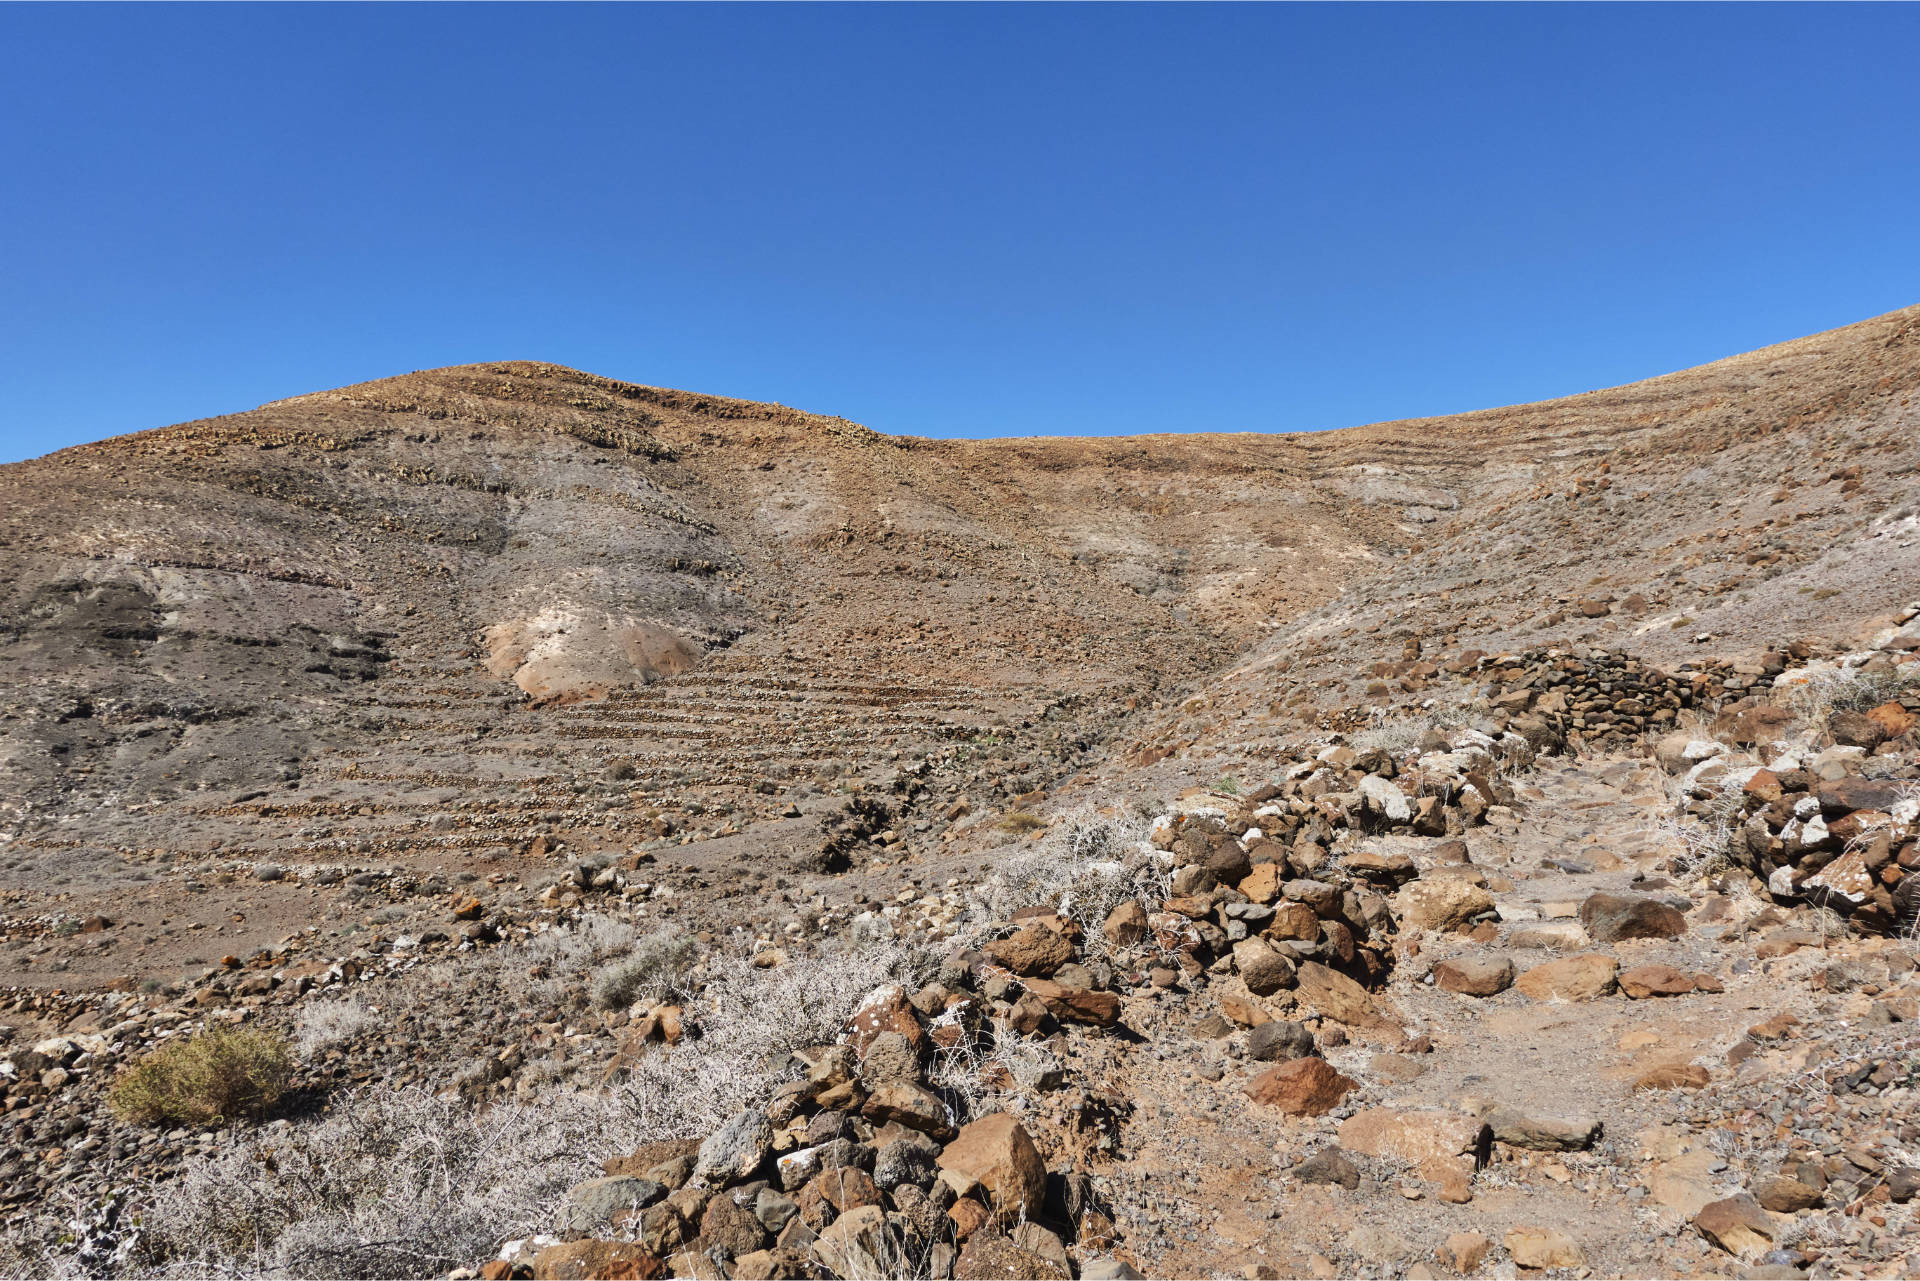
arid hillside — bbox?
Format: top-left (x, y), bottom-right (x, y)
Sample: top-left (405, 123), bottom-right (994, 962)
top-left (4, 307), bottom-right (1920, 1281)
top-left (2, 307), bottom-right (1919, 986)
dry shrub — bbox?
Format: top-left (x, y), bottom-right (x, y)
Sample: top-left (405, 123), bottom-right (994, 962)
top-left (967, 806), bottom-right (1162, 961)
top-left (590, 927), bottom-right (696, 1011)
top-left (294, 997), bottom-right (381, 1060)
top-left (110, 1026), bottom-right (293, 1127)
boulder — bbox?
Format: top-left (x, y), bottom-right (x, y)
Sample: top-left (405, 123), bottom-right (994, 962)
top-left (1514, 953), bottom-right (1617, 1000)
top-left (1396, 878), bottom-right (1495, 932)
top-left (1431, 954), bottom-right (1513, 996)
top-left (1243, 1056), bottom-right (1356, 1116)
top-left (937, 1114), bottom-right (1046, 1223)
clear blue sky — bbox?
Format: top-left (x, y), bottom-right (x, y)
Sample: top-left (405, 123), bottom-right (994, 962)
top-left (3, 4), bottom-right (1917, 462)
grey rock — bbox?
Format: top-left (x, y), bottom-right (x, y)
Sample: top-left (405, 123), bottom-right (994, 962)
top-left (696, 1108), bottom-right (771, 1186)
top-left (1246, 1020), bottom-right (1315, 1063)
top-left (560, 1175), bottom-right (665, 1232)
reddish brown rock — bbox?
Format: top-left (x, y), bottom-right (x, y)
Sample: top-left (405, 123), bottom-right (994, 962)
top-left (937, 1114), bottom-right (1047, 1223)
top-left (1618, 964), bottom-right (1696, 999)
top-left (985, 924), bottom-right (1074, 977)
top-left (1431, 954), bottom-right (1514, 996)
top-left (1514, 953), bottom-right (1617, 1000)
top-left (1243, 1056), bottom-right (1357, 1116)
top-left (1693, 1193), bottom-right (1776, 1258)
top-left (1579, 893), bottom-right (1686, 942)
top-left (1635, 1062), bottom-right (1712, 1090)
top-left (530, 1241), bottom-right (666, 1281)
top-left (1021, 977), bottom-right (1120, 1027)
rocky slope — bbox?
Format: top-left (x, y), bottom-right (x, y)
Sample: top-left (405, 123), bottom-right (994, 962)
top-left (3, 304), bottom-right (1920, 1280)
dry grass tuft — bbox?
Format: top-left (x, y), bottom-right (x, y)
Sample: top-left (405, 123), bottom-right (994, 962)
top-left (110, 1026), bottom-right (293, 1127)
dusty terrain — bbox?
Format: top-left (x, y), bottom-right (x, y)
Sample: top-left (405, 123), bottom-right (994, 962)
top-left (3, 304), bottom-right (1920, 1280)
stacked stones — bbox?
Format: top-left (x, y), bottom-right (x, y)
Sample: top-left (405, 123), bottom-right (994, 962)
top-left (1448, 646), bottom-right (1761, 749)
top-left (519, 979), bottom-right (1124, 1281)
top-left (1664, 699), bottom-right (1919, 935)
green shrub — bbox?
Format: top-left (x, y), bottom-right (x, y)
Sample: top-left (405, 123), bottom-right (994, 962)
top-left (110, 1025), bottom-right (293, 1126)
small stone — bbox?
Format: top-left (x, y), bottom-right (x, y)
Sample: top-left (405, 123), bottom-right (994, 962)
top-left (1293, 1147), bottom-right (1361, 1189)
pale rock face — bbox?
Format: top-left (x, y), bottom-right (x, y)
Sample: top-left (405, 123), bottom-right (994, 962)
top-left (485, 607), bottom-right (701, 703)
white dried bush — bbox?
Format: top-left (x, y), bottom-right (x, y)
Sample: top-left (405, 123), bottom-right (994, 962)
top-left (293, 998), bottom-right (381, 1060)
top-left (925, 1014), bottom-right (1057, 1123)
top-left (965, 806), bottom-right (1163, 960)
top-left (1351, 700), bottom-right (1480, 757)
top-left (590, 928), bottom-right (696, 1011)
top-left (1782, 663), bottom-right (1919, 725)
top-left (1653, 774), bottom-right (1747, 882)
top-left (137, 1086), bottom-right (623, 1279)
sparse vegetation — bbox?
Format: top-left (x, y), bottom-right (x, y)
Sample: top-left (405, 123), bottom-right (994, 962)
top-left (127, 934), bottom-right (930, 1279)
top-left (590, 927), bottom-right (697, 1010)
top-left (109, 1026), bottom-right (293, 1127)
top-left (294, 997), bottom-right (381, 1060)
top-left (1781, 663), bottom-right (1920, 723)
top-left (997, 810), bottom-right (1045, 834)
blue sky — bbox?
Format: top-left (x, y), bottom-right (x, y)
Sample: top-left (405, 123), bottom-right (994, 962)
top-left (3, 4), bottom-right (1917, 461)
